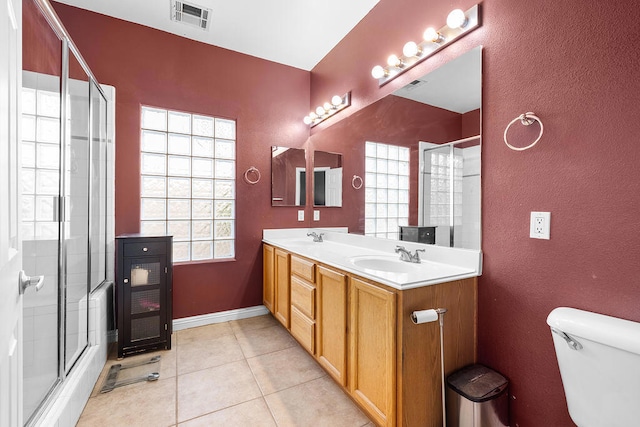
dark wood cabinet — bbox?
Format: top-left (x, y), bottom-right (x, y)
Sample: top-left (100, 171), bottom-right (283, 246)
top-left (116, 234), bottom-right (173, 358)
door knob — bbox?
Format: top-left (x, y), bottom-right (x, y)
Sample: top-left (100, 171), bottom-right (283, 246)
top-left (18, 270), bottom-right (45, 295)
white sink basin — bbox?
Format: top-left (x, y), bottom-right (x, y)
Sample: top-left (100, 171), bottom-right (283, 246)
top-left (349, 255), bottom-right (418, 274)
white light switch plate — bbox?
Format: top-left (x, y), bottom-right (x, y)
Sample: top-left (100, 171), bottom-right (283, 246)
top-left (297, 210), bottom-right (304, 221)
top-left (313, 210), bottom-right (320, 221)
top-left (530, 211), bottom-right (550, 239)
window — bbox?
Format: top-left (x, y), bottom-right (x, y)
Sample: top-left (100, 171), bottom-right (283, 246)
top-left (140, 106), bottom-right (236, 262)
top-left (364, 141), bottom-right (410, 239)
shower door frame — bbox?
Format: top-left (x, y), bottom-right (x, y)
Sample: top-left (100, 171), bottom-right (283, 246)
top-left (22, 0), bottom-right (111, 425)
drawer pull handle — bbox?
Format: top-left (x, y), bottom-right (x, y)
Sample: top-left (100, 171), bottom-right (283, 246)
top-left (142, 247), bottom-right (148, 252)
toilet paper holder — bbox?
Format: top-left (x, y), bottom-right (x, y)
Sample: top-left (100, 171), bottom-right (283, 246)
top-left (411, 308), bottom-right (447, 324)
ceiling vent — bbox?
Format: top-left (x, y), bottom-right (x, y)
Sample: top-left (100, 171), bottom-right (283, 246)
top-left (171, 0), bottom-right (211, 31)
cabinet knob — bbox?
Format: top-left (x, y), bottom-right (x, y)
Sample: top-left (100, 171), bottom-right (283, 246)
top-left (124, 278), bottom-right (129, 284)
top-left (143, 247), bottom-right (148, 252)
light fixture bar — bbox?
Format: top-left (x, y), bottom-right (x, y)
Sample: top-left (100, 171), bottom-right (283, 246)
top-left (372, 4), bottom-right (480, 86)
top-left (303, 92), bottom-right (351, 127)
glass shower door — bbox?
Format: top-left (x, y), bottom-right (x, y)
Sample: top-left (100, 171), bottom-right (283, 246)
top-left (21, 0), bottom-right (63, 420)
top-left (63, 50), bottom-right (90, 372)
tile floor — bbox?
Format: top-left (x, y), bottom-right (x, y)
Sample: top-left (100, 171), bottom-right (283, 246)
top-left (78, 314), bottom-right (374, 426)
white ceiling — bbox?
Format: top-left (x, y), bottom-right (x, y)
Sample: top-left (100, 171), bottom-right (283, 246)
top-left (393, 47), bottom-right (482, 114)
top-left (54, 0), bottom-right (380, 71)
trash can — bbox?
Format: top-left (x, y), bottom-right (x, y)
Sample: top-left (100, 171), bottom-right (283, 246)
top-left (446, 364), bottom-right (509, 427)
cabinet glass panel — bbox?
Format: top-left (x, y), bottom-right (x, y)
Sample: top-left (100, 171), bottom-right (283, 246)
top-left (131, 317), bottom-right (161, 341)
top-left (130, 262), bottom-right (161, 287)
top-left (131, 289), bottom-right (161, 314)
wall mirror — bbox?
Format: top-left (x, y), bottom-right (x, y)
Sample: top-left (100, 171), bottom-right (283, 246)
top-left (271, 146), bottom-right (306, 206)
top-left (313, 150), bottom-right (342, 207)
top-left (309, 46), bottom-right (482, 250)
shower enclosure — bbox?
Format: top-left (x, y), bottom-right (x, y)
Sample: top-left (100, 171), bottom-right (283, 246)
top-left (21, 0), bottom-right (114, 424)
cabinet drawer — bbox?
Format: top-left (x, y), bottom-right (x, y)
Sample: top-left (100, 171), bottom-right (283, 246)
top-left (291, 256), bottom-right (315, 282)
top-left (291, 276), bottom-right (315, 319)
top-left (290, 307), bottom-right (315, 354)
top-left (123, 241), bottom-right (167, 256)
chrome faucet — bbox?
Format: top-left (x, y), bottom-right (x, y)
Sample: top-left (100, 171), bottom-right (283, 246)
top-left (307, 232), bottom-right (324, 242)
top-left (395, 245), bottom-right (425, 263)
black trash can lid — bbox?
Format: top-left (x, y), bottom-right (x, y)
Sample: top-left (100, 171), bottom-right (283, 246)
top-left (447, 364), bottom-right (508, 403)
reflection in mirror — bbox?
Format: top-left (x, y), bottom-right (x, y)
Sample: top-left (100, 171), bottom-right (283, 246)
top-left (309, 46), bottom-right (481, 249)
top-left (271, 146), bottom-right (306, 206)
top-left (419, 136), bottom-right (480, 249)
top-left (313, 150), bottom-right (342, 207)
top-left (369, 46), bottom-right (481, 249)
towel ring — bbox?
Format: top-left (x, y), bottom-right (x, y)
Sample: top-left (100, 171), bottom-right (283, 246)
top-left (352, 175), bottom-right (363, 190)
top-left (504, 112), bottom-right (544, 151)
top-left (243, 166), bottom-right (260, 185)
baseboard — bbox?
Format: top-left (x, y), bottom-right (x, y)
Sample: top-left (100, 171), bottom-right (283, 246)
top-left (172, 305), bottom-right (269, 331)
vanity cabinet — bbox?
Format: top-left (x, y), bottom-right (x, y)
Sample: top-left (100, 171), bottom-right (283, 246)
top-left (316, 265), bottom-right (348, 386)
top-left (116, 235), bottom-right (173, 358)
top-left (262, 244), bottom-right (477, 427)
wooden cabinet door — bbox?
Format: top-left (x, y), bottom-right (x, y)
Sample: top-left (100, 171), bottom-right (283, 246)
top-left (349, 277), bottom-right (397, 427)
top-left (263, 245), bottom-right (275, 313)
top-left (316, 266), bottom-right (348, 386)
top-left (274, 248), bottom-right (290, 328)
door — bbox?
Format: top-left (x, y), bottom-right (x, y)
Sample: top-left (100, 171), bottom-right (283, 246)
top-left (263, 244), bottom-right (275, 313)
top-left (349, 277), bottom-right (396, 427)
top-left (316, 266), bottom-right (347, 386)
top-left (273, 248), bottom-right (290, 328)
top-left (0, 0), bottom-right (23, 425)
top-left (325, 167), bottom-right (342, 207)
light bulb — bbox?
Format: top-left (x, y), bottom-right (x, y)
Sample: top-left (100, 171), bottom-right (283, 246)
top-left (324, 102), bottom-right (332, 111)
top-left (316, 106), bottom-right (326, 116)
top-left (331, 95), bottom-right (343, 106)
top-left (303, 116), bottom-right (312, 125)
top-left (387, 54), bottom-right (402, 68)
top-left (309, 112), bottom-right (318, 120)
top-left (423, 27), bottom-right (443, 43)
top-left (447, 9), bottom-right (467, 29)
top-left (371, 65), bottom-right (386, 79)
top-left (402, 41), bottom-right (420, 57)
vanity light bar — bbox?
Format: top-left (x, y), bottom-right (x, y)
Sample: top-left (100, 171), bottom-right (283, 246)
top-left (371, 4), bottom-right (480, 86)
top-left (303, 92), bottom-right (351, 127)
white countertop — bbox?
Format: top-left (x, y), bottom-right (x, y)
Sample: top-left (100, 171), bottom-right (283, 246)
top-left (263, 228), bottom-right (482, 290)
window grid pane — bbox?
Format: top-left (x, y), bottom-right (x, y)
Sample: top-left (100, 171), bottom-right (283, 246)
top-left (364, 142), bottom-right (410, 239)
top-left (141, 106), bottom-right (235, 262)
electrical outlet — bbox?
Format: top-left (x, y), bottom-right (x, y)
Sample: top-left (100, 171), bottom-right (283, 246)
top-left (297, 210), bottom-right (304, 221)
top-left (313, 210), bottom-right (320, 221)
top-left (530, 212), bottom-right (550, 239)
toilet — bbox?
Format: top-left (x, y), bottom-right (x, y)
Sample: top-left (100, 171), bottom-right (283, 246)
top-left (547, 307), bottom-right (640, 427)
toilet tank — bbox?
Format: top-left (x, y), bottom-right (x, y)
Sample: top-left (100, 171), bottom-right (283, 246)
top-left (547, 307), bottom-right (640, 427)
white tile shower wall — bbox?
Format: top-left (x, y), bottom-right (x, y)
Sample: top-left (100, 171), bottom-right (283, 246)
top-left (455, 145), bottom-right (480, 250)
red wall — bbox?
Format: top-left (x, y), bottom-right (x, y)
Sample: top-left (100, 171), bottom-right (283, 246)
top-left (23, 0), bottom-right (61, 75)
top-left (50, 0), bottom-right (640, 424)
top-left (52, 2), bottom-right (311, 319)
top-left (310, 0), bottom-right (640, 426)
